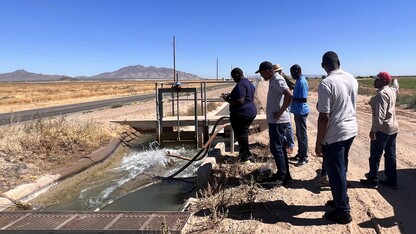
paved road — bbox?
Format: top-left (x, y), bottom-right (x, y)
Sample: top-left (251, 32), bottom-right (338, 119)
top-left (0, 94), bottom-right (154, 126)
top-left (0, 83), bottom-right (233, 126)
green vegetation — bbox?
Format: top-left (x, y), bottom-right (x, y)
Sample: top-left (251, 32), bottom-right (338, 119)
top-left (393, 77), bottom-right (416, 89)
top-left (311, 76), bottom-right (416, 109)
top-left (397, 95), bottom-right (416, 109)
top-left (358, 76), bottom-right (416, 109)
top-left (358, 76), bottom-right (416, 89)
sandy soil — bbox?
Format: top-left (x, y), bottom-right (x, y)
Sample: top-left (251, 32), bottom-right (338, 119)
top-left (2, 82), bottom-right (416, 233)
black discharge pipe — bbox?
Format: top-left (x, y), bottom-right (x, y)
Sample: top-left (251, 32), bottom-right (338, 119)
top-left (164, 116), bottom-right (230, 180)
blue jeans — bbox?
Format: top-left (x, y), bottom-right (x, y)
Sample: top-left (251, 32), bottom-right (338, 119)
top-left (294, 114), bottom-right (308, 160)
top-left (269, 123), bottom-right (291, 180)
top-left (322, 137), bottom-right (355, 217)
top-left (285, 117), bottom-right (295, 149)
top-left (367, 131), bottom-right (397, 186)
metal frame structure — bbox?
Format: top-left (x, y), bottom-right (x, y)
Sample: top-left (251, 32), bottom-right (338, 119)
top-left (155, 81), bottom-right (234, 148)
top-left (156, 85), bottom-right (198, 148)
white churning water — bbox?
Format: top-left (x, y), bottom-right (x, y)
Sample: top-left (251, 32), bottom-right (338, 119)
top-left (78, 142), bottom-right (198, 210)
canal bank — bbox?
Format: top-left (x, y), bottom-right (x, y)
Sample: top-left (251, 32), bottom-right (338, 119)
top-left (0, 138), bottom-right (122, 211)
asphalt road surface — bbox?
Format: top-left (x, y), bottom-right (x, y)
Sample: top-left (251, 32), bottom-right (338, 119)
top-left (0, 94), bottom-right (154, 126)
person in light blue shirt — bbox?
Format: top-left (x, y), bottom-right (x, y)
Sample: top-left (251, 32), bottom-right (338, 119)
top-left (289, 64), bottom-right (310, 166)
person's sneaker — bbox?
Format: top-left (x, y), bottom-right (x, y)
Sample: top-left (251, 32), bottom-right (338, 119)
top-left (324, 210), bottom-right (352, 224)
top-left (241, 156), bottom-right (256, 164)
top-left (379, 180), bottom-right (398, 190)
top-left (288, 155), bottom-right (300, 161)
top-left (282, 177), bottom-right (293, 186)
top-left (325, 200), bottom-right (335, 208)
top-left (286, 147), bottom-right (294, 155)
top-left (267, 179), bottom-right (283, 188)
top-left (242, 160), bottom-right (251, 164)
top-left (295, 158), bottom-right (308, 166)
top-left (360, 179), bottom-right (378, 189)
top-left (318, 175), bottom-right (330, 187)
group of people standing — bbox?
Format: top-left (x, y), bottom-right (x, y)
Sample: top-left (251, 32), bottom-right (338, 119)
top-left (221, 51), bottom-right (399, 224)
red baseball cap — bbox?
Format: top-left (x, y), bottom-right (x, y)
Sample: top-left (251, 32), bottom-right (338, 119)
top-left (375, 72), bottom-right (392, 82)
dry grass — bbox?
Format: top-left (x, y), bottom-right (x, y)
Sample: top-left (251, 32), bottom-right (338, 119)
top-left (0, 80), bottom-right (157, 113)
top-left (0, 116), bottom-right (123, 192)
top-left (1, 116), bottom-right (118, 158)
top-left (187, 162), bottom-right (265, 233)
top-left (187, 143), bottom-right (273, 232)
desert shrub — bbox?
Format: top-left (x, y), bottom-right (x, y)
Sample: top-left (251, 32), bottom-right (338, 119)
top-left (397, 94), bottom-right (416, 109)
top-left (110, 102), bottom-right (124, 108)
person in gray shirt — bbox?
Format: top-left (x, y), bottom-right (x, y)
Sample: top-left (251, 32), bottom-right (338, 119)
top-left (256, 61), bottom-right (293, 186)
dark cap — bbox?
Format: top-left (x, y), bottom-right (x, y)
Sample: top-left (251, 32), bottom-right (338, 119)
top-left (374, 71), bottom-right (392, 82)
top-left (255, 61), bottom-right (273, 73)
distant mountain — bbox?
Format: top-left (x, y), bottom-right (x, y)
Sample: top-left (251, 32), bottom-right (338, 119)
top-left (90, 65), bottom-right (201, 80)
top-left (0, 65), bottom-right (202, 82)
top-left (0, 69), bottom-right (71, 82)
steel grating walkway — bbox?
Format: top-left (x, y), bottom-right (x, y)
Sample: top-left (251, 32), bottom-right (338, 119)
top-left (0, 211), bottom-right (191, 233)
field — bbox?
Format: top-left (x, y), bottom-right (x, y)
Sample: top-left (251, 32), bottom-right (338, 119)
top-left (307, 76), bottom-right (416, 109)
top-left (357, 76), bottom-right (416, 90)
top-left (0, 80), bottom-right (157, 114)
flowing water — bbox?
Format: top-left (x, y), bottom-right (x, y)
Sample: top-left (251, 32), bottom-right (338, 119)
top-left (38, 140), bottom-right (201, 211)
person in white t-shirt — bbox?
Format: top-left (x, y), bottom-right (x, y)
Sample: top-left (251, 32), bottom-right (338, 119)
top-left (315, 51), bottom-right (358, 224)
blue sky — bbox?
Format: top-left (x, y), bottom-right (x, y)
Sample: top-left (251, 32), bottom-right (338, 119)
top-left (1, 0), bottom-right (415, 78)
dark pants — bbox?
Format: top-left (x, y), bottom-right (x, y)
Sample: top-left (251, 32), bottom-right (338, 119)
top-left (322, 137), bottom-right (355, 217)
top-left (269, 123), bottom-right (291, 180)
top-left (230, 114), bottom-right (255, 161)
top-left (321, 139), bottom-right (350, 176)
top-left (367, 131), bottom-right (397, 186)
top-left (294, 114), bottom-right (308, 160)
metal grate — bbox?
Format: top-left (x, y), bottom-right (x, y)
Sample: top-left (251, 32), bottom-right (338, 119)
top-left (0, 211), bottom-right (191, 233)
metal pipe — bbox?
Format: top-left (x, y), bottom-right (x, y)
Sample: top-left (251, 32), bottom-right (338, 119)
top-left (176, 89), bottom-right (180, 141)
top-left (230, 127), bottom-right (234, 153)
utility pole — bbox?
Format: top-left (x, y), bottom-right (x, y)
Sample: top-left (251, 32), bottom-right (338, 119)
top-left (173, 36), bottom-right (176, 82)
top-left (216, 58), bottom-right (219, 81)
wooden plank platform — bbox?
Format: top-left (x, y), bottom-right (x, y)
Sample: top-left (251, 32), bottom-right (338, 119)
top-left (0, 211), bottom-right (191, 233)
